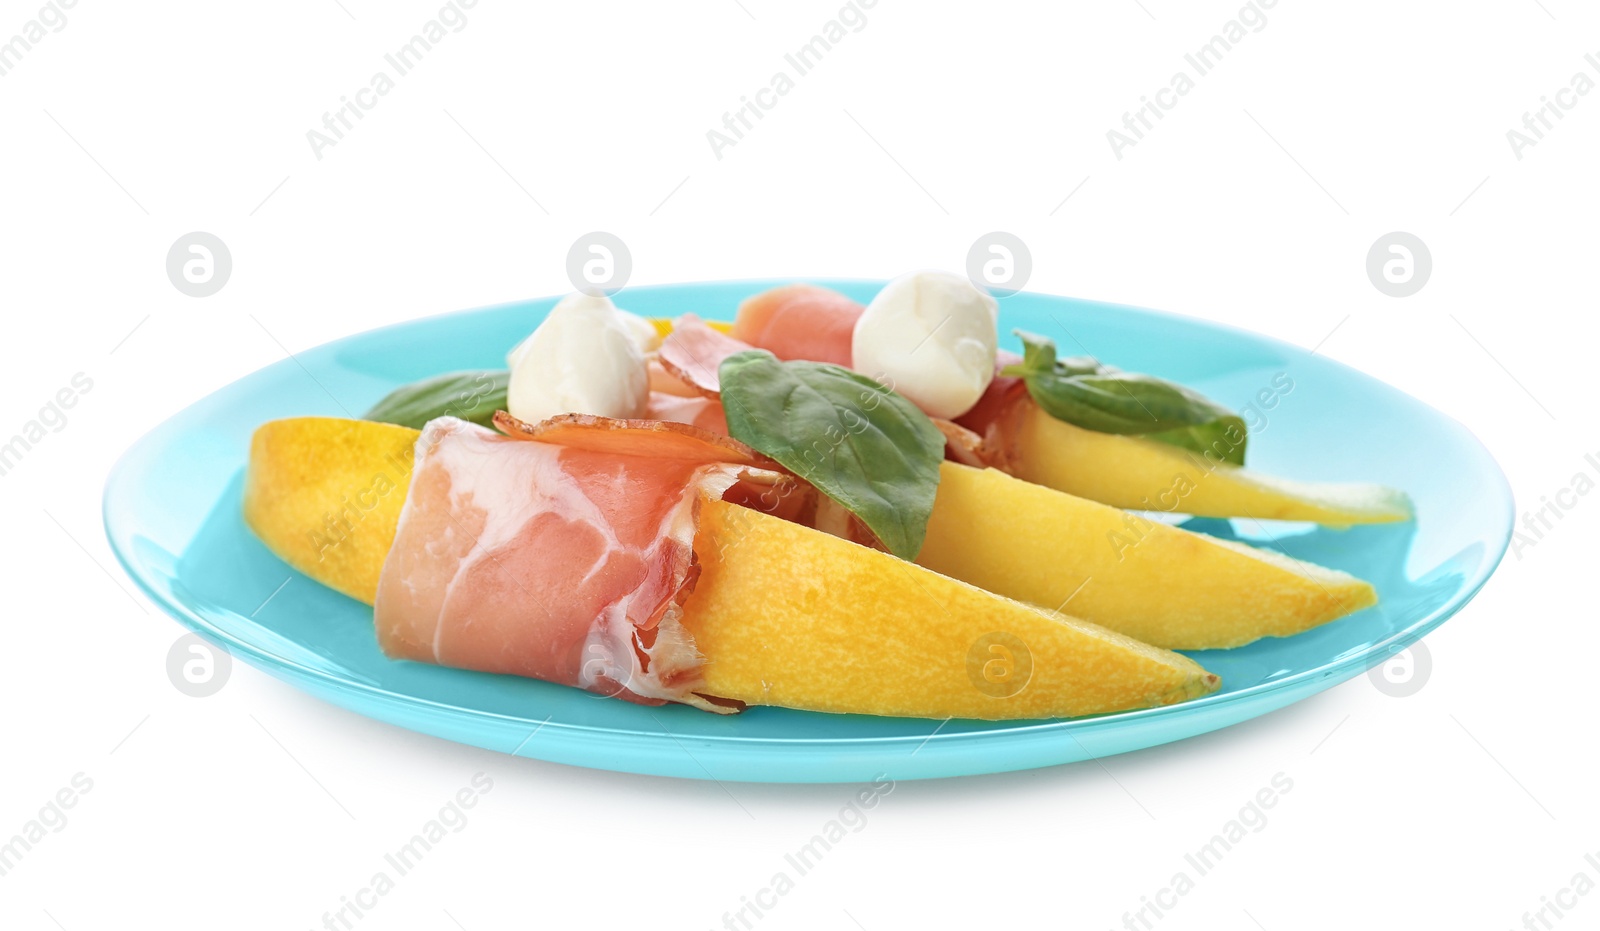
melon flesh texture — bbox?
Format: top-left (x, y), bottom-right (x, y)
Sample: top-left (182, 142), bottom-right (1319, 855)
top-left (1013, 403), bottom-right (1412, 525)
top-left (917, 462), bottom-right (1378, 650)
top-left (682, 498), bottom-right (1218, 719)
top-left (243, 417), bottom-right (420, 605)
top-left (242, 416), bottom-right (1220, 719)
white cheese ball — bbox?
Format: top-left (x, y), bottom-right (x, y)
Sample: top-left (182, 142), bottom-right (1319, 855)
top-left (506, 292), bottom-right (650, 423)
top-left (851, 271), bottom-right (999, 418)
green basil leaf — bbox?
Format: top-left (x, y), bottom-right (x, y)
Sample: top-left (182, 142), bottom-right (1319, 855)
top-left (718, 350), bottom-right (945, 560)
top-left (1002, 330), bottom-right (1105, 379)
top-left (1003, 331), bottom-right (1247, 466)
top-left (1009, 327), bottom-right (1058, 376)
top-left (363, 370), bottom-right (509, 430)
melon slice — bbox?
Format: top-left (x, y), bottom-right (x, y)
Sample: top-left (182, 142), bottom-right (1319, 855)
top-left (917, 461), bottom-right (1378, 650)
top-left (1012, 403), bottom-right (1412, 525)
top-left (243, 417), bottom-right (418, 605)
top-left (682, 497), bottom-right (1217, 720)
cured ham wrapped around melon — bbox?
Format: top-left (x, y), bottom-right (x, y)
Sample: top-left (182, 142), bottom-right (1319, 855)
top-left (372, 415), bottom-right (785, 712)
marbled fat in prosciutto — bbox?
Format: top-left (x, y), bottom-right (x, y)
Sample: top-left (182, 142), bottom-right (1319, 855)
top-left (373, 416), bottom-right (782, 711)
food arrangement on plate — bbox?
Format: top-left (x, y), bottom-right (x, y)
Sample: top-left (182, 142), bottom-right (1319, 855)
top-left (243, 272), bottom-right (1412, 722)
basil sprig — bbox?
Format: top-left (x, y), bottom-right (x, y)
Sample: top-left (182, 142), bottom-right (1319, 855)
top-left (1002, 331), bottom-right (1248, 466)
top-left (363, 370), bottom-right (509, 430)
top-left (719, 350), bottom-right (944, 560)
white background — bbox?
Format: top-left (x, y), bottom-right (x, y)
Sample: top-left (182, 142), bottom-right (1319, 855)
top-left (2, 1), bottom-right (1596, 929)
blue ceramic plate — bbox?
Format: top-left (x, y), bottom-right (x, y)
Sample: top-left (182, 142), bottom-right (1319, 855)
top-left (104, 281), bottom-right (1511, 783)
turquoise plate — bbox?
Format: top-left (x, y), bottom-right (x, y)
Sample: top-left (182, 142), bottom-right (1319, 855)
top-left (103, 281), bottom-right (1512, 783)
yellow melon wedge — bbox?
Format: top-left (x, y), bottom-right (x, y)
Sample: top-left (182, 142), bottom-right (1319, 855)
top-left (242, 416), bottom-right (1219, 720)
top-left (1012, 402), bottom-right (1412, 525)
top-left (243, 417), bottom-right (420, 605)
top-left (682, 498), bottom-right (1217, 719)
top-left (917, 461), bottom-right (1378, 650)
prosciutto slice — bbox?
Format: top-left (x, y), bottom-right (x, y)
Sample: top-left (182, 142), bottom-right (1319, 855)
top-left (933, 418), bottom-right (989, 468)
top-left (373, 415), bottom-right (782, 712)
top-left (646, 392), bottom-right (729, 435)
top-left (646, 320), bottom-right (745, 439)
top-left (731, 283), bottom-right (864, 367)
top-left (953, 350), bottom-right (1030, 470)
top-left (657, 315), bottom-right (751, 397)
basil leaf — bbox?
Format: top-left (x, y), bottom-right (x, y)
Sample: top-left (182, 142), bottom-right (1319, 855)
top-left (363, 370), bottom-right (509, 430)
top-left (718, 350), bottom-right (945, 560)
top-left (1002, 331), bottom-right (1247, 466)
